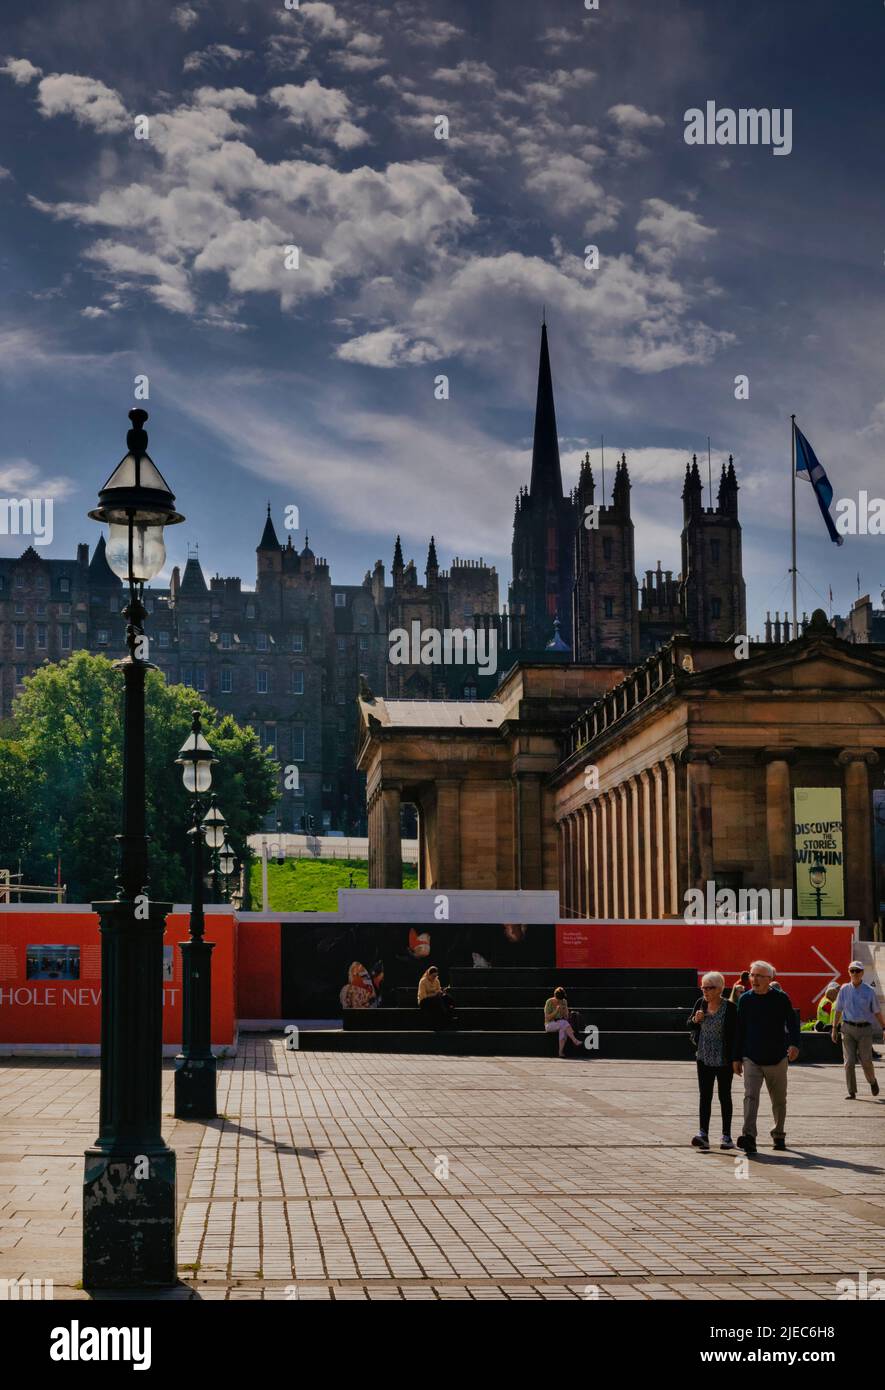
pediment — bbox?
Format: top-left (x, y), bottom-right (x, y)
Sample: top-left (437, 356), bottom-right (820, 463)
top-left (696, 639), bottom-right (885, 693)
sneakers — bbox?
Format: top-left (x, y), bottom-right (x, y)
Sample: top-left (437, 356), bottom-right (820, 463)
top-left (872, 1080), bottom-right (880, 1097)
top-left (772, 1137), bottom-right (787, 1151)
top-left (691, 1132), bottom-right (710, 1150)
top-left (720, 1134), bottom-right (735, 1150)
top-left (736, 1134), bottom-right (757, 1154)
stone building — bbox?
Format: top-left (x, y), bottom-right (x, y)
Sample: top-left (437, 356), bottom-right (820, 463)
top-left (358, 612), bottom-right (885, 938)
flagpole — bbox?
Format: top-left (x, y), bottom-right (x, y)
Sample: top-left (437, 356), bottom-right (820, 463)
top-left (791, 414), bottom-right (798, 637)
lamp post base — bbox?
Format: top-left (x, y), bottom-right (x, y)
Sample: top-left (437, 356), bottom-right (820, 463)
top-left (174, 937), bottom-right (217, 1119)
top-left (173, 1053), bottom-right (218, 1119)
top-left (82, 1144), bottom-right (177, 1288)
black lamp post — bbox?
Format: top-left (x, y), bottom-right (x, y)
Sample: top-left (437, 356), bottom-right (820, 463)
top-left (202, 795), bottom-right (227, 904)
top-left (218, 842), bottom-right (236, 902)
top-left (83, 408), bottom-right (183, 1289)
top-left (174, 713), bottom-right (219, 1119)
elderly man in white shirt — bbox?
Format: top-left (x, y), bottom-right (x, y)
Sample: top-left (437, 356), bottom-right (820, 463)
top-left (832, 961), bottom-right (884, 1100)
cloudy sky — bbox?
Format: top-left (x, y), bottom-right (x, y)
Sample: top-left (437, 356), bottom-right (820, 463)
top-left (1, 0), bottom-right (883, 633)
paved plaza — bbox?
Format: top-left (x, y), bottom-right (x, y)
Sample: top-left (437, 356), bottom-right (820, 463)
top-left (0, 1040), bottom-right (883, 1301)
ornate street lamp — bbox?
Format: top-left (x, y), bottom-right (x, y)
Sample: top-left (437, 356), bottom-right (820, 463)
top-left (82, 408), bottom-right (183, 1289)
top-left (174, 712), bottom-right (219, 1119)
top-left (202, 795), bottom-right (227, 903)
top-left (218, 842), bottom-right (236, 902)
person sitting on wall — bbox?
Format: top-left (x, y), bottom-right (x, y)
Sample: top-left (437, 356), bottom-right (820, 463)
top-left (543, 986), bottom-right (583, 1058)
top-left (417, 966), bottom-right (457, 1029)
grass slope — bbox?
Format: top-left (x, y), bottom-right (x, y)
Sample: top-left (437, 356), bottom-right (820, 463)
top-left (249, 857), bottom-right (418, 912)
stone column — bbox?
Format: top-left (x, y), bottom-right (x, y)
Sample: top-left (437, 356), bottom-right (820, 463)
top-left (379, 784), bottom-right (402, 888)
top-left (685, 751), bottom-right (717, 891)
top-left (639, 769), bottom-right (653, 918)
top-left (629, 777), bottom-right (642, 917)
top-left (763, 749), bottom-right (795, 892)
top-left (610, 789), bottom-right (621, 917)
top-left (664, 755), bottom-right (680, 914)
top-left (434, 780), bottom-right (461, 888)
top-left (837, 749), bottom-right (879, 938)
top-left (590, 800), bottom-right (600, 918)
top-left (652, 763), bottom-right (666, 917)
top-left (616, 784), bottom-right (630, 918)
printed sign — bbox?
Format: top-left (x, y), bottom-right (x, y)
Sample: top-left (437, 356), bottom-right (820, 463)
top-left (794, 787), bottom-right (845, 918)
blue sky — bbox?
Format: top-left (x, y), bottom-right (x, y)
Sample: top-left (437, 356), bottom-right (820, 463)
top-left (1, 0), bottom-right (884, 633)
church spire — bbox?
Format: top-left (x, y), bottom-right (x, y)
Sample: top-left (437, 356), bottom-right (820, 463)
top-left (529, 321), bottom-right (563, 500)
top-left (257, 504), bottom-right (280, 551)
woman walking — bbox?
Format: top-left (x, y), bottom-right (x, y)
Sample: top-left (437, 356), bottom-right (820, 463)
top-left (688, 971), bottom-right (737, 1150)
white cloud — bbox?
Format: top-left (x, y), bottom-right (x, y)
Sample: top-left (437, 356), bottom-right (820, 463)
top-left (636, 198), bottom-right (716, 263)
top-left (432, 61), bottom-right (496, 86)
top-left (172, 5), bottom-right (199, 30)
top-left (85, 240), bottom-right (195, 314)
top-left (300, 2), bottom-right (349, 39)
top-left (608, 104), bottom-right (665, 132)
top-left (182, 44), bottom-right (249, 75)
top-left (401, 19), bottom-right (463, 46)
top-left (0, 165), bottom-right (11, 179)
top-left (37, 73), bottom-right (128, 133)
top-left (522, 152), bottom-right (621, 226)
top-left (336, 327), bottom-right (438, 367)
top-left (80, 305), bottom-right (108, 318)
top-left (0, 455), bottom-right (76, 499)
top-left (269, 80), bottom-right (369, 149)
top-left (1, 56), bottom-right (42, 85)
top-left (191, 87), bottom-right (257, 111)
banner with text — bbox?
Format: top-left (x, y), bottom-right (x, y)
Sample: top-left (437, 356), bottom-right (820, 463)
top-left (794, 786), bottom-right (845, 918)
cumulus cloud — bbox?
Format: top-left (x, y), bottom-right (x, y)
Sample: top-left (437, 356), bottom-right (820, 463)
top-left (182, 44), bottom-right (248, 74)
top-left (299, 2), bottom-right (349, 40)
top-left (336, 327), bottom-right (438, 367)
top-left (432, 61), bottom-right (496, 86)
top-left (636, 198), bottom-right (716, 264)
top-left (608, 104), bottom-right (665, 132)
top-left (37, 73), bottom-right (128, 133)
top-left (1, 56), bottom-right (42, 84)
top-left (269, 79), bottom-right (369, 149)
top-left (401, 18), bottom-right (463, 46)
top-left (172, 5), bottom-right (199, 30)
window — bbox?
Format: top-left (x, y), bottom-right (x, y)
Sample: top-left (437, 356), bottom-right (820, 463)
top-left (711, 598), bottom-right (722, 619)
top-left (60, 624), bottom-right (71, 651)
top-left (246, 602), bottom-right (255, 619)
top-left (604, 597), bottom-right (614, 619)
top-left (110, 596), bottom-right (119, 613)
top-left (220, 632), bottom-right (231, 650)
top-left (262, 726), bottom-right (277, 758)
top-left (35, 576), bottom-right (46, 592)
top-left (15, 664), bottom-right (26, 685)
top-left (221, 669), bottom-right (232, 694)
top-left (158, 630), bottom-right (170, 648)
top-left (291, 727), bottom-right (305, 760)
top-left (257, 670), bottom-right (268, 694)
top-left (59, 603), bottom-right (71, 616)
top-left (97, 629), bottom-right (109, 646)
top-left (36, 603), bottom-right (46, 617)
top-left (359, 615), bottom-right (368, 628)
top-left (291, 669), bottom-right (304, 695)
top-left (359, 636), bottom-right (368, 652)
top-left (711, 539), bottom-right (721, 564)
top-left (59, 577), bottom-right (71, 593)
top-left (14, 624), bottom-right (24, 649)
top-left (463, 683), bottom-right (478, 701)
top-left (292, 633), bottom-right (304, 653)
top-left (14, 573), bottom-right (24, 589)
top-left (334, 592), bottom-right (346, 608)
top-left (256, 631), bottom-right (268, 651)
top-left (181, 665), bottom-right (193, 686)
top-left (337, 637), bottom-right (346, 653)
top-left (602, 537), bottom-right (613, 561)
top-left (336, 693), bottom-right (346, 705)
top-left (195, 666), bottom-right (207, 692)
top-left (36, 624), bottom-right (46, 649)
top-left (14, 601), bottom-right (24, 616)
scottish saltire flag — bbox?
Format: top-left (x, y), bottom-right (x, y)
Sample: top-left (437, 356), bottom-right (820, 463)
top-left (795, 423), bottom-right (844, 545)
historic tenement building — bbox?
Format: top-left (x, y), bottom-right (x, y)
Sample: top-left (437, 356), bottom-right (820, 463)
top-left (358, 612), bottom-right (885, 938)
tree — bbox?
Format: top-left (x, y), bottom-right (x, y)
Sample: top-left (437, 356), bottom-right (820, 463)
top-left (4, 652), bottom-right (278, 902)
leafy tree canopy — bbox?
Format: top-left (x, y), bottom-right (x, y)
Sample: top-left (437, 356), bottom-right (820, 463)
top-left (0, 651), bottom-right (278, 902)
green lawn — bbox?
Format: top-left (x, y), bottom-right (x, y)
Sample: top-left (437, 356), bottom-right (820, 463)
top-left (249, 857), bottom-right (418, 911)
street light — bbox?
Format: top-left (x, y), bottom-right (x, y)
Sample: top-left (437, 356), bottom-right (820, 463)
top-left (82, 408), bottom-right (183, 1290)
top-left (201, 795), bottom-right (227, 903)
top-left (174, 711), bottom-right (219, 1119)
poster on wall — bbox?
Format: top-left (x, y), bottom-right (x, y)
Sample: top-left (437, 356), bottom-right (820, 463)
top-left (793, 786), bottom-right (845, 918)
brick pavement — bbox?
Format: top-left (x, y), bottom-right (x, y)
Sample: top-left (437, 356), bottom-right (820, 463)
top-left (1, 1040), bottom-right (883, 1300)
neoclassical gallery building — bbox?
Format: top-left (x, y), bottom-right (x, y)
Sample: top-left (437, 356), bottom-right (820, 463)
top-left (357, 612), bottom-right (885, 938)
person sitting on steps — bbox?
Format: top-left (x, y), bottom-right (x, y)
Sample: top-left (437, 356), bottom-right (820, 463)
top-left (417, 966), bottom-right (457, 1030)
top-left (544, 986), bottom-right (583, 1058)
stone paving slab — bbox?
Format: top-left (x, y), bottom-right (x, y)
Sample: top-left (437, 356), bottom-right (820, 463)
top-left (0, 1042), bottom-right (883, 1301)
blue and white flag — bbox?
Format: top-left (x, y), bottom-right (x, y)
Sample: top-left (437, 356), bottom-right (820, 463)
top-left (794, 423), bottom-right (843, 545)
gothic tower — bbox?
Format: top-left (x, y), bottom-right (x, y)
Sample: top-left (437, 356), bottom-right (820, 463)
top-left (680, 455), bottom-right (746, 641)
top-left (508, 322), bottom-right (578, 653)
top-left (573, 452), bottom-right (640, 664)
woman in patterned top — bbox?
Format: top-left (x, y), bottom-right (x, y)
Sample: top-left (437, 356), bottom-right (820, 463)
top-left (687, 971), bottom-right (738, 1151)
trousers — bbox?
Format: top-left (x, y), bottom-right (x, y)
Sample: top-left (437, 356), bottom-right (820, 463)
top-left (696, 1061), bottom-right (733, 1134)
top-left (742, 1056), bottom-right (788, 1140)
top-left (841, 1022), bottom-right (875, 1093)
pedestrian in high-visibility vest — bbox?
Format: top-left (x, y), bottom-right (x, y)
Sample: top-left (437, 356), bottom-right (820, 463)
top-left (815, 983), bottom-right (840, 1031)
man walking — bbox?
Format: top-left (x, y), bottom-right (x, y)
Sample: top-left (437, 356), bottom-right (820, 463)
top-left (733, 960), bottom-right (800, 1153)
top-left (832, 962), bottom-right (883, 1100)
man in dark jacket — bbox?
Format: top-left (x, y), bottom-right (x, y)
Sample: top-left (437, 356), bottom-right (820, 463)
top-left (733, 960), bottom-right (800, 1153)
